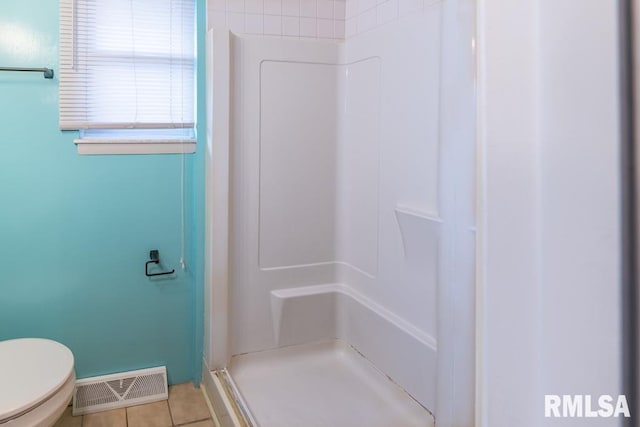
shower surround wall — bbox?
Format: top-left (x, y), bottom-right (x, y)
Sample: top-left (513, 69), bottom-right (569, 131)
top-left (205, 0), bottom-right (475, 424)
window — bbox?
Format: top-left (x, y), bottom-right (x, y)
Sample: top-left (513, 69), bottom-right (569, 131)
top-left (59, 0), bottom-right (196, 155)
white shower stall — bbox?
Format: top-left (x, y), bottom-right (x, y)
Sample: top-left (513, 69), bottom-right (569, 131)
top-left (204, 1), bottom-right (475, 426)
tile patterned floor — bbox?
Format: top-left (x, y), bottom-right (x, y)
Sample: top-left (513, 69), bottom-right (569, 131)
top-left (54, 382), bottom-right (215, 427)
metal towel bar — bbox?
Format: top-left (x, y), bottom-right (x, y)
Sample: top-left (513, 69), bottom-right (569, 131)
top-left (0, 67), bottom-right (54, 79)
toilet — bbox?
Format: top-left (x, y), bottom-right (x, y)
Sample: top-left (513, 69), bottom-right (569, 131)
top-left (0, 338), bottom-right (75, 427)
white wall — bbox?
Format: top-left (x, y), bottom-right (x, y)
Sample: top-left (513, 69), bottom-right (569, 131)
top-left (227, 36), bottom-right (342, 355)
top-left (342, 6), bottom-right (442, 341)
top-left (259, 60), bottom-right (340, 269)
top-left (478, 1), bottom-right (623, 426)
top-left (205, 29), bottom-right (232, 370)
top-left (538, 1), bottom-right (622, 424)
top-left (343, 5), bottom-right (477, 424)
top-left (436, 0), bottom-right (476, 425)
top-left (477, 0), bottom-right (541, 423)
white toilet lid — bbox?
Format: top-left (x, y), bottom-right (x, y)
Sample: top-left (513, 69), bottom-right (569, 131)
top-left (0, 338), bottom-right (74, 421)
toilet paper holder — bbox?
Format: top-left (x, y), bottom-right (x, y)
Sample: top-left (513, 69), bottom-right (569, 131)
top-left (145, 250), bottom-right (175, 277)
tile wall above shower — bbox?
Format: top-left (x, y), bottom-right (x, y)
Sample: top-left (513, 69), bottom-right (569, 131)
top-left (208, 0), bottom-right (346, 39)
top-left (344, 0), bottom-right (431, 38)
top-left (207, 0), bottom-right (431, 40)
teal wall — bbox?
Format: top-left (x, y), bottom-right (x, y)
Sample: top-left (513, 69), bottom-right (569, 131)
top-left (0, 0), bottom-right (205, 385)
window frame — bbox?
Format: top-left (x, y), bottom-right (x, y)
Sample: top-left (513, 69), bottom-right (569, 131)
top-left (59, 0), bottom-right (197, 155)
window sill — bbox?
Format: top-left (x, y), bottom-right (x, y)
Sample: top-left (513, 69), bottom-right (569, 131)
top-left (74, 138), bottom-right (196, 155)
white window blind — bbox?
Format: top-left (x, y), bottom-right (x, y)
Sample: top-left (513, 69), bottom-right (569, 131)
top-left (59, 0), bottom-right (195, 134)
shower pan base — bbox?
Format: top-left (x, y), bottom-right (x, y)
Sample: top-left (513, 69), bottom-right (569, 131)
top-left (227, 340), bottom-right (434, 427)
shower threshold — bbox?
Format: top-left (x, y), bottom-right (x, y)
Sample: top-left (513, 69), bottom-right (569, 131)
top-left (223, 340), bottom-right (434, 427)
